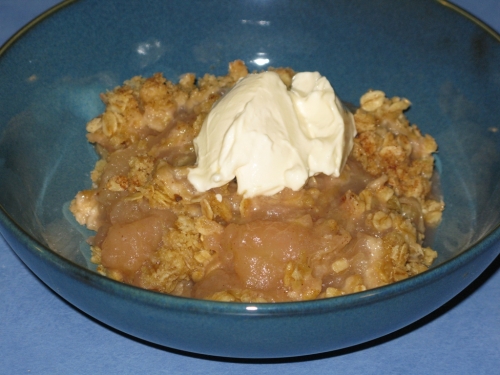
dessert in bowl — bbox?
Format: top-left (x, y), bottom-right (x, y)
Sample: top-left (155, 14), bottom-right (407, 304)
top-left (0, 0), bottom-right (499, 358)
top-left (69, 60), bottom-right (444, 302)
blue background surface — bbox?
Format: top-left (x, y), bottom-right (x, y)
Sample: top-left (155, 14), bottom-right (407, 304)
top-left (1, 0), bottom-right (499, 373)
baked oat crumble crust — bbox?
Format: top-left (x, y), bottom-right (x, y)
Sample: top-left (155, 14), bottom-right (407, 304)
top-left (70, 61), bottom-right (444, 302)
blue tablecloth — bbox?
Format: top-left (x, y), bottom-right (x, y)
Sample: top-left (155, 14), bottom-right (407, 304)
top-left (1, 1), bottom-right (499, 373)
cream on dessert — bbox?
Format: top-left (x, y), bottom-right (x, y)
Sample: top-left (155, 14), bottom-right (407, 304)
top-left (187, 71), bottom-right (356, 198)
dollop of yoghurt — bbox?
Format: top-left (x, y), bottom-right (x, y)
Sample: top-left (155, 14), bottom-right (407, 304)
top-left (188, 71), bottom-right (356, 198)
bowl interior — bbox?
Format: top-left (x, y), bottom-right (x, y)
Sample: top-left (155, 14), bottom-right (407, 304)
top-left (0, 0), bottom-right (499, 277)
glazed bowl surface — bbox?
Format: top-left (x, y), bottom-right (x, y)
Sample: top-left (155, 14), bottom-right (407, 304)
top-left (0, 0), bottom-right (499, 358)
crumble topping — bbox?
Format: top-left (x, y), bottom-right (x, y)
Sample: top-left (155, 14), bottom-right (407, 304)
top-left (70, 61), bottom-right (444, 302)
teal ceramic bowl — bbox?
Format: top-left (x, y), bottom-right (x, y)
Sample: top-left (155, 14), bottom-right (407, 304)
top-left (0, 0), bottom-right (499, 358)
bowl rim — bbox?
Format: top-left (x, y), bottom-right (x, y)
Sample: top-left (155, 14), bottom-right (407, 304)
top-left (0, 0), bottom-right (77, 55)
top-left (2, 0), bottom-right (500, 54)
top-left (1, 0), bottom-right (500, 316)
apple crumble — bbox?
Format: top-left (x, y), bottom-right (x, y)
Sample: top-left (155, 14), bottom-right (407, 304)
top-left (70, 60), bottom-right (444, 302)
